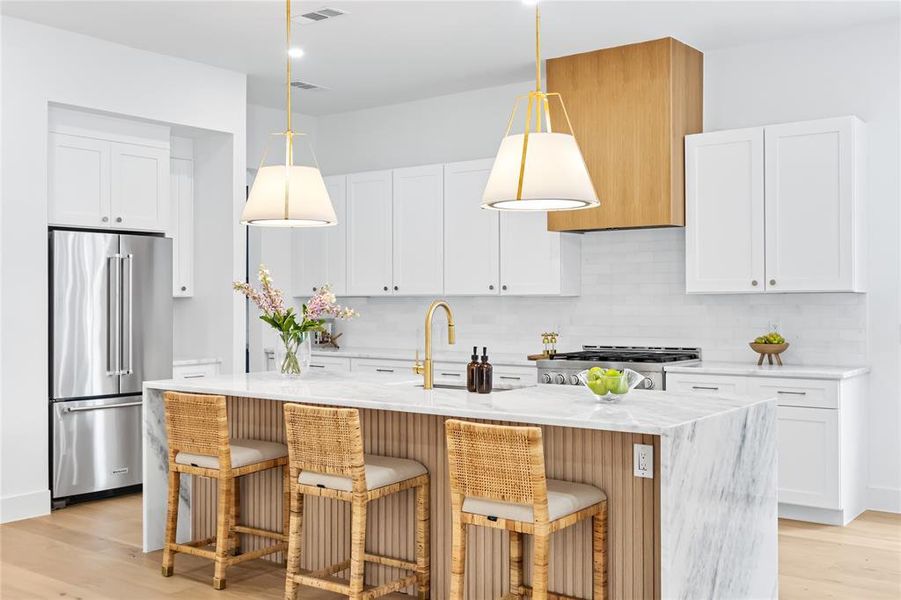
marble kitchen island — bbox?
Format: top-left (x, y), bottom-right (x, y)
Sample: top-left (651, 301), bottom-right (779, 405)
top-left (143, 372), bottom-right (777, 599)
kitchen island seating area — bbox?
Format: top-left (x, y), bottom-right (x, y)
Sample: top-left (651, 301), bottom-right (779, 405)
top-left (160, 392), bottom-right (290, 590)
top-left (445, 419), bottom-right (608, 600)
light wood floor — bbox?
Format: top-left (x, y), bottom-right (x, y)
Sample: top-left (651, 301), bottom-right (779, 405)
top-left (0, 493), bottom-right (898, 599)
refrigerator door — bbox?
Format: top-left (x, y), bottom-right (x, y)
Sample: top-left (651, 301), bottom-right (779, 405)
top-left (118, 234), bottom-right (172, 394)
top-left (52, 395), bottom-right (143, 498)
top-left (51, 230), bottom-right (121, 400)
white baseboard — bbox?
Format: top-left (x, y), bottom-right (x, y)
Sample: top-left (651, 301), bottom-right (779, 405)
top-left (868, 485), bottom-right (901, 513)
top-left (0, 489), bottom-right (51, 524)
top-left (779, 503), bottom-right (851, 526)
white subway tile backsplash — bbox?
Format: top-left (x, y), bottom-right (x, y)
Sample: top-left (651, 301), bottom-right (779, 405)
top-left (319, 228), bottom-right (866, 367)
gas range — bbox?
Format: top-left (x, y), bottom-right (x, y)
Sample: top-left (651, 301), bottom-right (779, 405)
top-left (535, 345), bottom-right (702, 390)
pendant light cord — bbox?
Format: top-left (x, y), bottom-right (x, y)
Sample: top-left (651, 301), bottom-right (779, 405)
top-left (286, 0), bottom-right (292, 135)
top-left (535, 2), bottom-right (541, 93)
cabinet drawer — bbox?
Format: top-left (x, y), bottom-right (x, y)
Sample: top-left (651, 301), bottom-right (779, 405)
top-left (172, 362), bottom-right (220, 380)
top-left (664, 373), bottom-right (747, 395)
top-left (308, 356), bottom-right (351, 372)
top-left (350, 358), bottom-right (411, 376)
top-left (777, 406), bottom-right (840, 509)
top-left (493, 366), bottom-right (537, 385)
top-left (433, 362), bottom-right (467, 381)
top-left (750, 378), bottom-right (838, 409)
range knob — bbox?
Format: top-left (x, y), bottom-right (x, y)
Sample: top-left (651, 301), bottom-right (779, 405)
top-left (568, 374), bottom-right (581, 385)
top-left (541, 373), bottom-right (552, 384)
top-left (554, 373), bottom-right (566, 385)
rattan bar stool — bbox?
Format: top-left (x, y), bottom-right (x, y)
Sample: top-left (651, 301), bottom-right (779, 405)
top-left (161, 391), bottom-right (289, 590)
top-left (445, 419), bottom-right (608, 600)
top-left (283, 403), bottom-right (430, 600)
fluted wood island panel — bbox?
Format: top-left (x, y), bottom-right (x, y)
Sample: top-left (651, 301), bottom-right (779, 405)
top-left (190, 397), bottom-right (659, 599)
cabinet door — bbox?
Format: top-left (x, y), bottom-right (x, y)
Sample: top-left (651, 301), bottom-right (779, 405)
top-left (765, 117), bottom-right (860, 292)
top-left (346, 170), bottom-right (393, 296)
top-left (444, 159), bottom-right (499, 295)
top-left (110, 142), bottom-right (170, 232)
top-left (170, 158), bottom-right (194, 297)
top-left (392, 165), bottom-right (444, 295)
top-left (292, 175), bottom-right (348, 297)
top-left (684, 128), bottom-right (765, 293)
top-left (48, 133), bottom-right (111, 228)
top-left (777, 406), bottom-right (841, 509)
top-left (499, 212), bottom-right (561, 295)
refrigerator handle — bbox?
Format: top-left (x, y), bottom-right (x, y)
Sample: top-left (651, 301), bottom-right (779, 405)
top-left (106, 254), bottom-right (122, 376)
top-left (122, 254), bottom-right (134, 375)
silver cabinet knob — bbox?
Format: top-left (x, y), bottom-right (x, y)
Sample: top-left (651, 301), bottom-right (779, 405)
top-left (751, 280), bottom-right (758, 286)
top-left (101, 216), bottom-right (109, 223)
top-left (116, 217), bottom-right (123, 223)
top-left (769, 279), bottom-right (776, 286)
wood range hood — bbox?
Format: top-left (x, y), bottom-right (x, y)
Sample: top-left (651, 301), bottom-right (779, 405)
top-left (546, 37), bottom-right (703, 232)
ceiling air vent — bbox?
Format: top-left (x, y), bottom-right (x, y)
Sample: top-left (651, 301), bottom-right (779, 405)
top-left (291, 80), bottom-right (328, 91)
top-left (295, 7), bottom-right (347, 24)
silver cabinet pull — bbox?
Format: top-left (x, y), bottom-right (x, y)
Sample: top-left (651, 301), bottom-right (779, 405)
top-left (183, 374), bottom-right (206, 379)
top-left (65, 401), bottom-right (142, 413)
top-left (499, 376), bottom-right (521, 380)
top-left (309, 364), bottom-right (326, 368)
top-left (440, 372), bottom-right (461, 377)
top-left (692, 385), bottom-right (719, 391)
top-left (375, 368), bottom-right (395, 373)
top-left (107, 255), bottom-right (122, 376)
top-left (776, 390), bottom-right (807, 396)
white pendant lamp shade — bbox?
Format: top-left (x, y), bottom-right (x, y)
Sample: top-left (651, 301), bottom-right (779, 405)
top-left (482, 132), bottom-right (598, 211)
top-left (242, 165), bottom-right (337, 227)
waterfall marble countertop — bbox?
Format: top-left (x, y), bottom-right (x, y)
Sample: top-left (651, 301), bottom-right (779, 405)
top-left (143, 371), bottom-right (773, 436)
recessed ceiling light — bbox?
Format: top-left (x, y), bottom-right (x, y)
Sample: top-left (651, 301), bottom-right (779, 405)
top-left (288, 47), bottom-right (304, 58)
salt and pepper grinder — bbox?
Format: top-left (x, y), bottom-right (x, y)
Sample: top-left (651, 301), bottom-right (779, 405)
top-left (466, 346), bottom-right (480, 393)
top-left (477, 347), bottom-right (493, 394)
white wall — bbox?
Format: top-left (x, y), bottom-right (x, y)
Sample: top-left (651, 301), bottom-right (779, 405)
top-left (308, 21), bottom-right (901, 511)
top-left (0, 17), bottom-right (247, 523)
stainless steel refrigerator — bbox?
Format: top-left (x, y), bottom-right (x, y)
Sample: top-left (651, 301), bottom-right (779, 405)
top-left (49, 229), bottom-right (172, 501)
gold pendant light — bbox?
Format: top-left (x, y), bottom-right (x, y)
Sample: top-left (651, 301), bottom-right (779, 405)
top-left (241, 0), bottom-right (337, 227)
top-left (482, 1), bottom-right (599, 211)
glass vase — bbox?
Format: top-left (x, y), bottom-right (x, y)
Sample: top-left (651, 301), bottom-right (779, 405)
top-left (277, 334), bottom-right (311, 377)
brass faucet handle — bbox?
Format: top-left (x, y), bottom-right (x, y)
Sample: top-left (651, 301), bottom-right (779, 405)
top-left (412, 350), bottom-right (425, 375)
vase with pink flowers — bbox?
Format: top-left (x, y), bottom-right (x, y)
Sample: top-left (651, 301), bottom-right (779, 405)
top-left (234, 265), bottom-right (358, 376)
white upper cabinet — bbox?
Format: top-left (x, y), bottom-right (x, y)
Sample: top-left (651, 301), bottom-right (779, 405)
top-left (685, 116), bottom-right (866, 294)
top-left (48, 108), bottom-right (170, 233)
top-left (444, 159), bottom-right (499, 295)
top-left (765, 117), bottom-right (865, 292)
top-left (170, 157), bottom-right (194, 297)
top-left (500, 212), bottom-right (580, 296)
top-left (346, 170), bottom-right (393, 296)
top-left (110, 142), bottom-right (170, 232)
top-left (292, 175), bottom-right (348, 297)
top-left (392, 164), bottom-right (444, 295)
top-left (685, 128), bottom-right (765, 293)
top-left (48, 133), bottom-right (111, 228)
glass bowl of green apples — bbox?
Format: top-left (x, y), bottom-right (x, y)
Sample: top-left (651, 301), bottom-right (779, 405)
top-left (578, 367), bottom-right (644, 403)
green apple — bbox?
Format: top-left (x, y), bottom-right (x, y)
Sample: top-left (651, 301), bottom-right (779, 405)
top-left (587, 379), bottom-right (608, 396)
top-left (587, 367), bottom-right (604, 382)
top-left (609, 377), bottom-right (630, 395)
top-left (604, 368), bottom-right (620, 377)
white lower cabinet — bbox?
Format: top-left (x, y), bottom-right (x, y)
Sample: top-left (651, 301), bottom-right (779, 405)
top-left (172, 361), bottom-right (221, 380)
top-left (665, 370), bottom-right (866, 525)
top-left (308, 355), bottom-right (352, 372)
top-left (350, 358), bottom-right (411, 377)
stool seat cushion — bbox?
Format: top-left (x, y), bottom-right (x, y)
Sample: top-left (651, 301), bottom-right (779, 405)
top-left (175, 438), bottom-right (288, 470)
top-left (299, 454), bottom-right (427, 492)
top-left (462, 478), bottom-right (606, 523)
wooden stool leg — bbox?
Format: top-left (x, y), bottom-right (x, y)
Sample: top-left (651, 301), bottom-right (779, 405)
top-left (213, 476), bottom-right (232, 590)
top-left (161, 469), bottom-right (180, 577)
top-left (284, 482), bottom-right (304, 600)
top-left (415, 480), bottom-right (431, 599)
top-left (509, 531), bottom-right (524, 598)
top-left (593, 505), bottom-right (608, 600)
top-left (532, 528), bottom-right (550, 600)
top-left (229, 476), bottom-right (240, 555)
top-left (282, 464), bottom-right (290, 543)
top-left (349, 495), bottom-right (368, 600)
top-left (449, 512), bottom-right (466, 600)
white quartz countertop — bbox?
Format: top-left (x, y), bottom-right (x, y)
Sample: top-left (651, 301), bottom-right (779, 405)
top-left (665, 361), bottom-right (869, 380)
top-left (144, 371), bottom-right (773, 436)
top-left (311, 346), bottom-right (533, 367)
